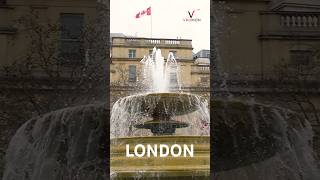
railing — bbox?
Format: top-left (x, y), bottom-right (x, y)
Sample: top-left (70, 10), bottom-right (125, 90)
top-left (280, 14), bottom-right (319, 28)
top-left (145, 39), bottom-right (161, 44)
top-left (112, 37), bottom-right (192, 48)
top-left (164, 39), bottom-right (180, 45)
top-left (191, 66), bottom-right (210, 74)
top-left (260, 12), bottom-right (320, 37)
top-left (126, 38), bottom-right (139, 42)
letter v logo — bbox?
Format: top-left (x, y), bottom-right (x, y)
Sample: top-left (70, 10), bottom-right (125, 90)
top-left (188, 10), bottom-right (195, 18)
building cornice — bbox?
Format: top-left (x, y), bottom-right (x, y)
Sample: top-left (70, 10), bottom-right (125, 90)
top-left (217, 0), bottom-right (270, 2)
top-left (111, 58), bottom-right (195, 63)
top-left (259, 34), bottom-right (320, 40)
top-left (111, 45), bottom-right (193, 50)
top-left (111, 37), bottom-right (193, 50)
top-left (270, 0), bottom-right (320, 11)
top-left (260, 10), bottom-right (320, 14)
top-left (112, 36), bottom-right (192, 41)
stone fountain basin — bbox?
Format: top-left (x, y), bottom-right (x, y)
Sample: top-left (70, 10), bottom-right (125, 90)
top-left (110, 136), bottom-right (210, 179)
top-left (122, 93), bottom-right (204, 118)
top-left (4, 100), bottom-right (314, 180)
top-left (211, 100), bottom-right (309, 172)
top-left (3, 103), bottom-right (109, 180)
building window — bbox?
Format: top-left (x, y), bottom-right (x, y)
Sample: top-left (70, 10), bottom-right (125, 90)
top-left (128, 65), bottom-right (137, 82)
top-left (128, 49), bottom-right (136, 58)
top-left (290, 50), bottom-right (312, 66)
top-left (170, 72), bottom-right (178, 85)
top-left (200, 77), bottom-right (209, 83)
top-left (59, 13), bottom-right (84, 64)
top-left (149, 49), bottom-right (153, 56)
top-left (169, 51), bottom-right (177, 58)
top-left (206, 53), bottom-right (210, 58)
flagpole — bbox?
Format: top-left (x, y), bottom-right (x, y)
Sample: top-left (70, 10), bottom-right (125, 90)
top-left (150, 11), bottom-right (152, 38)
top-left (149, 0), bottom-right (152, 38)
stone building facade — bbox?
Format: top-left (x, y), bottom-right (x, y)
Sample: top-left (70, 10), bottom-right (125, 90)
top-left (0, 0), bottom-right (101, 66)
top-left (212, 0), bottom-right (320, 160)
top-left (213, 0), bottom-right (320, 80)
top-left (0, 0), bottom-right (108, 177)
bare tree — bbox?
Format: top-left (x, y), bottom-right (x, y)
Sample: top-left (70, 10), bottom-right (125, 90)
top-left (0, 9), bottom-right (108, 115)
top-left (273, 54), bottom-right (320, 124)
top-left (0, 2), bottom-right (109, 177)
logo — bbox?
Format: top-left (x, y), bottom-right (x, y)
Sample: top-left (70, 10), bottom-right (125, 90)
top-left (184, 9), bottom-right (201, 22)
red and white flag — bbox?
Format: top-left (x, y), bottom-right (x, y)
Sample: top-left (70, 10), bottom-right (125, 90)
top-left (135, 6), bottom-right (151, 18)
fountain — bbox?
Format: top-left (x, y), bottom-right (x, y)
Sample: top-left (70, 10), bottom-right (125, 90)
top-left (110, 47), bottom-right (210, 179)
top-left (3, 49), bottom-right (319, 179)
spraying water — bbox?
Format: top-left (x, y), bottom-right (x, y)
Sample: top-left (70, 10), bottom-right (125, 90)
top-left (140, 47), bottom-right (181, 92)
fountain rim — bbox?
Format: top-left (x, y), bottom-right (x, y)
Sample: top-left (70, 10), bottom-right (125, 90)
top-left (117, 92), bottom-right (205, 100)
top-left (110, 135), bottom-right (210, 142)
top-left (113, 92), bottom-right (207, 118)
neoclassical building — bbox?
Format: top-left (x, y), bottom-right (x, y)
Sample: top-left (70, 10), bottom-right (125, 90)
top-left (0, 0), bottom-right (103, 67)
top-left (0, 1), bottom-right (108, 176)
top-left (212, 0), bottom-right (320, 158)
top-left (213, 0), bottom-right (320, 81)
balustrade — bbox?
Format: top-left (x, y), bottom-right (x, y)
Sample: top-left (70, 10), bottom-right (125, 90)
top-left (280, 14), bottom-right (319, 28)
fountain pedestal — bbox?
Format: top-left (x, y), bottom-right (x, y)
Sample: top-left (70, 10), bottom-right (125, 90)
top-left (134, 120), bottom-right (189, 135)
top-left (110, 136), bottom-right (210, 180)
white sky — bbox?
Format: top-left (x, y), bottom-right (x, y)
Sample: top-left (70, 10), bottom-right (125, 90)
top-left (110, 0), bottom-right (210, 53)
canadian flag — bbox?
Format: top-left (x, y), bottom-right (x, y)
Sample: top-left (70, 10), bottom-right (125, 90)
top-left (135, 6), bottom-right (151, 18)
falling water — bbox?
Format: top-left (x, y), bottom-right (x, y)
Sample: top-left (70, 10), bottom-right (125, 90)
top-left (212, 100), bottom-right (320, 180)
top-left (110, 93), bottom-right (210, 138)
top-left (3, 104), bottom-right (108, 180)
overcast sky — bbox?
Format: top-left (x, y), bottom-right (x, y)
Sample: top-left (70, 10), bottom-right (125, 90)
top-left (110, 0), bottom-right (210, 53)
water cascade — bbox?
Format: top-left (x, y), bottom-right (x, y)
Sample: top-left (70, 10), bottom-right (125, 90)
top-left (212, 101), bottom-right (320, 180)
